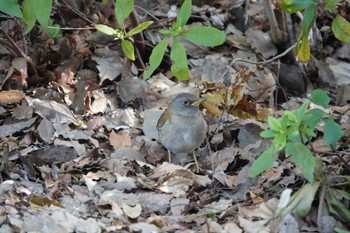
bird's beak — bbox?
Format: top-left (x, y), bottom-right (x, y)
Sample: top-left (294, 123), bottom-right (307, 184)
top-left (191, 97), bottom-right (206, 106)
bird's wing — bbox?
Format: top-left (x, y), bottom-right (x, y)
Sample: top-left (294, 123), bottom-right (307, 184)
top-left (156, 110), bottom-right (170, 131)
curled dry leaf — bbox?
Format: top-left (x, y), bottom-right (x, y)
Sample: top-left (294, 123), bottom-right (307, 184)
top-left (202, 87), bottom-right (226, 116)
top-left (26, 97), bottom-right (79, 125)
top-left (200, 68), bottom-right (270, 120)
top-left (99, 190), bottom-right (141, 219)
top-left (122, 202), bottom-right (142, 219)
top-left (29, 195), bottom-right (63, 208)
top-left (158, 169), bottom-right (194, 196)
top-left (149, 162), bottom-right (187, 179)
top-left (200, 198), bottom-right (233, 214)
top-left (0, 90), bottom-right (25, 105)
top-left (129, 222), bottom-right (160, 233)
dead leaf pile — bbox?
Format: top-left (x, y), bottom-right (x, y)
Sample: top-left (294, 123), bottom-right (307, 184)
top-left (0, 0), bottom-right (349, 232)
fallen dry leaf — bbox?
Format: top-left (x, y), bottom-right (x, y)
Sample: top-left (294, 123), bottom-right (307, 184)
top-left (109, 130), bottom-right (132, 149)
top-left (0, 90), bottom-right (25, 105)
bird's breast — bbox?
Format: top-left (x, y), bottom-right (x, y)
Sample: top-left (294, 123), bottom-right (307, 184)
top-left (158, 113), bottom-right (207, 154)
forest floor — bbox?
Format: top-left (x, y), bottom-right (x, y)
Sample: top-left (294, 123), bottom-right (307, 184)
top-left (0, 0), bottom-right (350, 232)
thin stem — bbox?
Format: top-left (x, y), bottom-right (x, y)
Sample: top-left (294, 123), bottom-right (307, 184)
top-left (231, 43), bottom-right (296, 66)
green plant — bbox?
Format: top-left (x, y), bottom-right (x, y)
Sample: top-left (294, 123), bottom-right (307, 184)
top-left (280, 0), bottom-right (350, 62)
top-left (143, 0), bottom-right (225, 80)
top-left (0, 0), bottom-right (22, 18)
top-left (325, 176), bottom-right (350, 225)
top-left (248, 89), bottom-right (343, 183)
top-left (0, 0), bottom-right (53, 34)
top-left (95, 0), bottom-right (153, 61)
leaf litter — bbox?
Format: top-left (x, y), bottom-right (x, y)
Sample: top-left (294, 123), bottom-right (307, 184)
top-left (0, 0), bottom-right (349, 232)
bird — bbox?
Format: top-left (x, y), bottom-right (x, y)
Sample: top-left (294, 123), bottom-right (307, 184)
top-left (156, 93), bottom-right (207, 172)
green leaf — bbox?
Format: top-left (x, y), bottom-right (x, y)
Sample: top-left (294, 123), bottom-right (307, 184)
top-left (159, 29), bottom-right (171, 35)
top-left (125, 21), bottom-right (153, 37)
top-left (326, 189), bottom-right (350, 222)
top-left (180, 26), bottom-right (225, 46)
top-left (274, 133), bottom-right (287, 150)
top-left (296, 34), bottom-right (310, 62)
top-left (170, 38), bottom-right (189, 81)
top-left (285, 182), bottom-right (320, 218)
top-left (95, 24), bottom-right (117, 36)
top-left (299, 126), bottom-right (316, 138)
top-left (143, 37), bottom-right (169, 80)
top-left (286, 126), bottom-right (300, 138)
top-left (115, 0), bottom-right (134, 26)
top-left (331, 176), bottom-right (350, 186)
top-left (335, 227), bottom-right (350, 233)
top-left (21, 0), bottom-right (54, 33)
top-left (324, 117), bottom-right (343, 149)
top-left (121, 39), bottom-right (135, 61)
top-left (287, 132), bottom-right (302, 143)
top-left (284, 111), bottom-right (297, 123)
top-left (268, 116), bottom-right (282, 132)
top-left (248, 147), bottom-right (278, 177)
top-left (33, 0), bottom-right (52, 29)
top-left (176, 0), bottom-right (192, 27)
top-left (169, 22), bottom-right (182, 36)
top-left (295, 102), bottom-right (309, 121)
top-left (325, 0), bottom-right (342, 10)
top-left (22, 0), bottom-right (36, 34)
top-left (260, 130), bottom-right (278, 138)
top-left (301, 3), bottom-right (317, 36)
top-left (280, 116), bottom-right (290, 133)
top-left (294, 2), bottom-right (317, 63)
top-left (332, 14), bottom-right (350, 43)
top-left (280, 0), bottom-right (314, 13)
top-left (0, 0), bottom-right (22, 18)
top-left (47, 28), bottom-right (62, 38)
top-left (335, 189), bottom-right (350, 200)
top-left (310, 89), bottom-right (330, 108)
top-left (47, 20), bottom-right (62, 38)
top-left (286, 142), bottom-right (315, 183)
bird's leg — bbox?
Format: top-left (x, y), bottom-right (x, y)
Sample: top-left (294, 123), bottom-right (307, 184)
top-left (192, 151), bottom-right (199, 173)
top-left (168, 150), bottom-right (172, 163)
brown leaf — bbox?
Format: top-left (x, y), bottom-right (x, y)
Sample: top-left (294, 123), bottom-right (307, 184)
top-left (29, 195), bottom-right (63, 208)
top-left (202, 89), bottom-right (226, 116)
top-left (0, 90), bottom-right (25, 105)
top-left (159, 169), bottom-right (194, 196)
top-left (109, 130), bottom-right (132, 149)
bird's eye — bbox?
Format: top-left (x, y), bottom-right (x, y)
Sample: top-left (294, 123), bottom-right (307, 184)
top-left (183, 100), bottom-right (190, 105)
